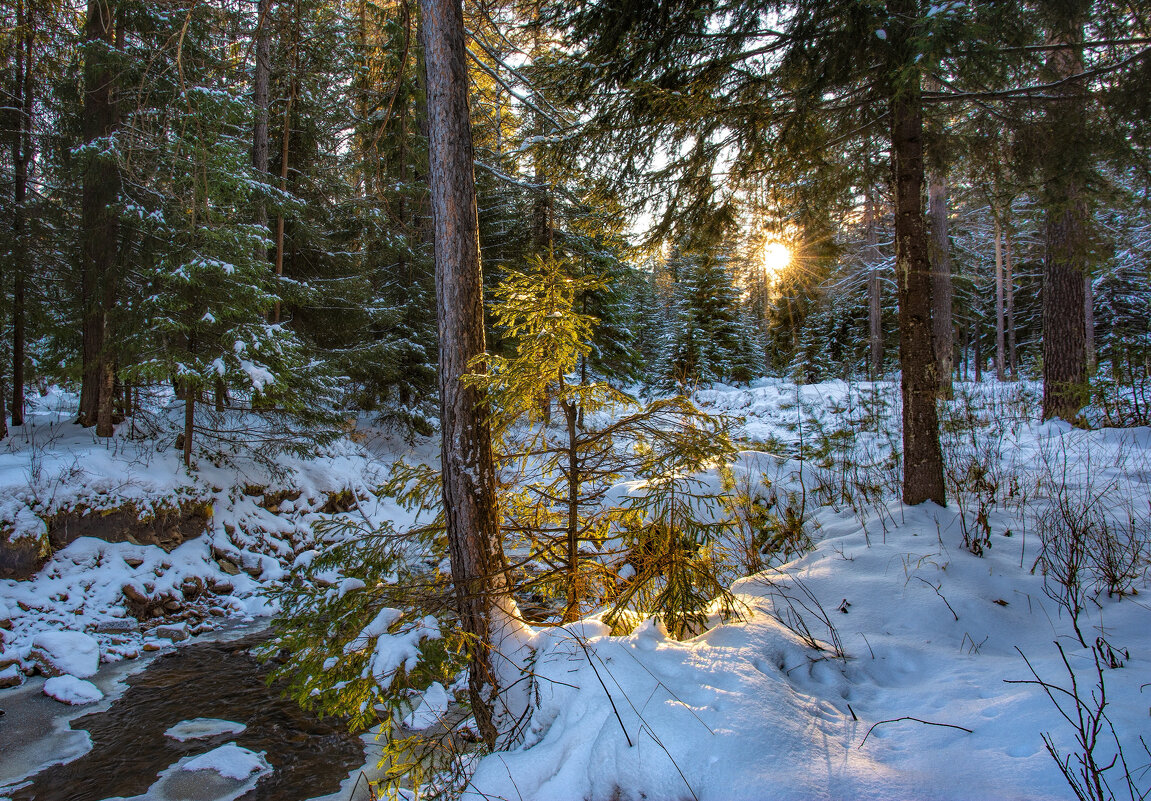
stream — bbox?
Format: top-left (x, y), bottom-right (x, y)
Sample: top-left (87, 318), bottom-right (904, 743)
top-left (0, 629), bottom-right (369, 801)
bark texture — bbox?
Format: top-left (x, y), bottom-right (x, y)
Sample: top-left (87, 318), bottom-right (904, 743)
top-left (890, 82), bottom-right (945, 506)
top-left (1041, 19), bottom-right (1089, 421)
top-left (927, 171), bottom-right (954, 397)
top-left (419, 0), bottom-right (509, 747)
top-left (10, 0), bottom-right (32, 427)
top-left (79, 0), bottom-right (120, 435)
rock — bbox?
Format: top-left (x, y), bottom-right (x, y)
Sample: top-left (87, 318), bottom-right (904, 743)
top-left (95, 618), bottom-right (140, 634)
top-left (217, 558), bottom-right (240, 576)
top-left (31, 631), bottom-right (100, 678)
top-left (0, 617), bottom-right (11, 630)
top-left (207, 579), bottom-right (234, 596)
top-left (154, 623), bottom-right (190, 642)
top-left (180, 577), bottom-right (204, 600)
top-left (163, 598), bottom-right (183, 613)
top-left (124, 556), bottom-right (144, 568)
top-left (142, 641), bottom-right (166, 652)
top-left (121, 582), bottom-right (150, 606)
top-left (208, 607), bottom-right (227, 617)
top-left (0, 663), bottom-right (23, 688)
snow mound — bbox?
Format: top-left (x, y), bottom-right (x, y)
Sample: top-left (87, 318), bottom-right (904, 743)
top-left (403, 682), bottom-right (449, 730)
top-left (42, 674), bottom-right (104, 705)
top-left (180, 742), bottom-right (269, 780)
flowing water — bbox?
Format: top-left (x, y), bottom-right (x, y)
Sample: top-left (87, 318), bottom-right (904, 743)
top-left (4, 632), bottom-right (367, 801)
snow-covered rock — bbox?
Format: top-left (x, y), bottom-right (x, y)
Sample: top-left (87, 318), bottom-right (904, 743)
top-left (180, 742), bottom-right (269, 780)
top-left (30, 631), bottom-right (100, 678)
top-left (43, 674), bottom-right (104, 705)
top-left (164, 718), bottom-right (247, 742)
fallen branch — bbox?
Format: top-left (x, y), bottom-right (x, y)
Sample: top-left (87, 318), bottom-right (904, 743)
top-left (858, 716), bottom-right (974, 748)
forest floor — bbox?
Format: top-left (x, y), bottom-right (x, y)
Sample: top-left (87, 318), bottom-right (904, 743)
top-left (2, 380), bottom-right (1150, 800)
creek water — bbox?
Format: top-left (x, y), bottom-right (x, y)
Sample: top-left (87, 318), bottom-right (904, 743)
top-left (3, 631), bottom-right (367, 801)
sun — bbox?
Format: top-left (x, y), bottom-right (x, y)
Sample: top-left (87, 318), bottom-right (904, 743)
top-left (762, 240), bottom-right (792, 278)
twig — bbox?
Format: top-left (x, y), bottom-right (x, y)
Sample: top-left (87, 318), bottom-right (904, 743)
top-left (858, 716), bottom-right (973, 748)
top-left (571, 637), bottom-right (633, 747)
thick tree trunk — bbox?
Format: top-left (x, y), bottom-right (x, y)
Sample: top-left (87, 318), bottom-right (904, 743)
top-left (1041, 19), bottom-right (1089, 421)
top-left (79, 0), bottom-right (120, 434)
top-left (272, 0), bottom-right (299, 324)
top-left (927, 171), bottom-right (953, 397)
top-left (890, 83), bottom-right (945, 506)
top-left (994, 218), bottom-right (1006, 381)
top-left (420, 0), bottom-right (509, 747)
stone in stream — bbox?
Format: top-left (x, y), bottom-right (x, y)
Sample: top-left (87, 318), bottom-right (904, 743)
top-left (30, 631), bottom-right (100, 678)
top-left (153, 623), bottom-right (190, 642)
top-left (0, 663), bottom-right (23, 688)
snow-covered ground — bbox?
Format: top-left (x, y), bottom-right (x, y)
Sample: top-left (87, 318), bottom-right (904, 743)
top-left (3, 379), bottom-right (1150, 801)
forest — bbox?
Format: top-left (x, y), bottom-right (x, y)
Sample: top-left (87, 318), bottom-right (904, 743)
top-left (0, 1), bottom-right (1150, 800)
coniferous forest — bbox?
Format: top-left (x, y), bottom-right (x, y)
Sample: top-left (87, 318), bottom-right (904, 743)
top-left (1, 2), bottom-right (1151, 800)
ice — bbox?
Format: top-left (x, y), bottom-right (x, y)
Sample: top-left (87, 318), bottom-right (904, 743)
top-left (164, 718), bottom-right (247, 742)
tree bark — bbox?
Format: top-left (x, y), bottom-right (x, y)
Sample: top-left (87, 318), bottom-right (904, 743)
top-left (927, 170), bottom-right (954, 397)
top-left (1005, 228), bottom-right (1018, 378)
top-left (994, 217), bottom-right (1006, 381)
top-left (1084, 274), bottom-right (1095, 375)
top-left (1041, 17), bottom-right (1090, 421)
top-left (865, 193), bottom-right (883, 381)
top-left (79, 0), bottom-right (120, 434)
top-left (10, 0), bottom-right (33, 428)
top-left (253, 0), bottom-right (271, 246)
top-left (419, 0), bottom-right (509, 747)
top-left (890, 78), bottom-right (945, 506)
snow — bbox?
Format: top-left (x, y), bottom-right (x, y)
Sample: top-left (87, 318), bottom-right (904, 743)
top-left (42, 674), bottom-right (104, 705)
top-left (403, 681), bottom-right (449, 730)
top-left (30, 631), bottom-right (100, 678)
top-left (180, 742), bottom-right (269, 779)
top-left (5, 380), bottom-right (1151, 801)
top-left (164, 718), bottom-right (247, 741)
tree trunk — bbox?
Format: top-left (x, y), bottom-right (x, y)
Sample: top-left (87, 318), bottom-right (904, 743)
top-left (420, 0), bottom-right (509, 747)
top-left (890, 79), bottom-right (945, 506)
top-left (79, 0), bottom-right (120, 434)
top-left (1084, 274), bottom-right (1095, 375)
top-left (1041, 17), bottom-right (1089, 421)
top-left (562, 391), bottom-right (580, 623)
top-left (865, 193), bottom-right (883, 381)
top-left (11, 0), bottom-right (32, 428)
top-left (994, 217), bottom-right (1006, 381)
top-left (1005, 229), bottom-right (1018, 378)
top-left (272, 0), bottom-right (299, 324)
top-left (183, 387), bottom-right (194, 467)
top-left (253, 0), bottom-right (271, 247)
top-left (927, 169), bottom-right (953, 397)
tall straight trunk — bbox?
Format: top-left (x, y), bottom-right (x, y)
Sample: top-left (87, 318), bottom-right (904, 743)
top-left (419, 0), bottom-right (509, 747)
top-left (11, 0), bottom-right (32, 428)
top-left (183, 386), bottom-right (194, 467)
top-left (994, 217), bottom-right (1006, 381)
top-left (974, 318), bottom-right (982, 382)
top-left (865, 193), bottom-right (883, 380)
top-left (1005, 229), bottom-right (1018, 378)
top-left (1041, 18), bottom-right (1089, 421)
top-left (272, 0), bottom-right (299, 324)
top-left (561, 389), bottom-right (580, 623)
top-left (1084, 274), bottom-right (1095, 374)
top-left (253, 0), bottom-right (271, 243)
top-left (79, 0), bottom-right (120, 435)
top-left (889, 77), bottom-right (945, 506)
top-left (927, 170), bottom-right (954, 397)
